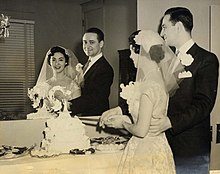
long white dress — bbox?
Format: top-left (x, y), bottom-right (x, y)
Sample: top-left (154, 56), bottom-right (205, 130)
top-left (118, 81), bottom-right (175, 174)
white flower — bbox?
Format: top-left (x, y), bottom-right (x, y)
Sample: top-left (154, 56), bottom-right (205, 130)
top-left (28, 82), bottom-right (50, 108)
top-left (75, 63), bottom-right (84, 87)
top-left (178, 52), bottom-right (194, 66)
top-left (76, 63), bottom-right (83, 72)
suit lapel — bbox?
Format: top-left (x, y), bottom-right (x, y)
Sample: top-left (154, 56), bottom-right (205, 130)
top-left (84, 57), bottom-right (104, 79)
top-left (185, 43), bottom-right (198, 71)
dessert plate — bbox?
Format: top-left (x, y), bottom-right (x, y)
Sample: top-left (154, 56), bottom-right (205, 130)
top-left (0, 144), bottom-right (35, 160)
top-left (95, 143), bottom-right (125, 153)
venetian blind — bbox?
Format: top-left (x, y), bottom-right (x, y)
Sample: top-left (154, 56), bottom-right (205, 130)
top-left (0, 19), bottom-right (35, 116)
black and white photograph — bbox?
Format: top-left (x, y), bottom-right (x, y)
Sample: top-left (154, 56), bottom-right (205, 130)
top-left (0, 0), bottom-right (220, 173)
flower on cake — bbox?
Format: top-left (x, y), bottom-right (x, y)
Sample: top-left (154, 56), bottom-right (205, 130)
top-left (28, 83), bottom-right (71, 113)
top-left (48, 86), bottom-right (71, 112)
top-left (28, 82), bottom-right (50, 108)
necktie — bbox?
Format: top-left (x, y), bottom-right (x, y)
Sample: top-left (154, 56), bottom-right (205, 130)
top-left (83, 59), bottom-right (91, 73)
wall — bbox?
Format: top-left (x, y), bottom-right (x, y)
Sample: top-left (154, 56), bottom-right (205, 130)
top-left (104, 0), bottom-right (137, 107)
top-left (137, 0), bottom-right (210, 49)
top-left (0, 0), bottom-right (84, 81)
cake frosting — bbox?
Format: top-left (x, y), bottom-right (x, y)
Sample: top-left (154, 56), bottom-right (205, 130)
top-left (39, 103), bottom-right (90, 154)
top-left (28, 86), bottom-right (91, 156)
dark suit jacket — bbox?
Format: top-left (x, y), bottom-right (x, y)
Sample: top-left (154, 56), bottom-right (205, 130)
top-left (69, 56), bottom-right (114, 116)
top-left (166, 43), bottom-right (219, 159)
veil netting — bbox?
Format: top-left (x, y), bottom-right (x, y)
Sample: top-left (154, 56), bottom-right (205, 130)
top-left (36, 46), bottom-right (79, 85)
top-left (134, 30), bottom-right (184, 96)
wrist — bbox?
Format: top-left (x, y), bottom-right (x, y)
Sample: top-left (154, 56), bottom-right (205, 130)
top-left (116, 106), bottom-right (123, 115)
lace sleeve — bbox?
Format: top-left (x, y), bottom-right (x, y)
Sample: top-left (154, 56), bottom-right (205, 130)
top-left (143, 83), bottom-right (168, 118)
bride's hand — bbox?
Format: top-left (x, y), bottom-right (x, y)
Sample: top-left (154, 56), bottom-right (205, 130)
top-left (99, 106), bottom-right (122, 128)
top-left (104, 115), bottom-right (132, 129)
top-left (104, 115), bottom-right (125, 129)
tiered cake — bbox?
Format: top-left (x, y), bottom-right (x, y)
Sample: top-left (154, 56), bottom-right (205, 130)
top-left (41, 109), bottom-right (91, 154)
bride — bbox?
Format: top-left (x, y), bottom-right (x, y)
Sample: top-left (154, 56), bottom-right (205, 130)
top-left (27, 46), bottom-right (82, 119)
top-left (100, 30), bottom-right (184, 173)
top-left (38, 46), bottom-right (81, 99)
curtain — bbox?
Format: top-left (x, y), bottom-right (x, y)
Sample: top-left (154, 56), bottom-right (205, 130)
top-left (0, 19), bottom-right (35, 119)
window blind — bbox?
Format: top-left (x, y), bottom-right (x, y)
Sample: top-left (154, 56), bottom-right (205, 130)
top-left (0, 19), bottom-right (35, 119)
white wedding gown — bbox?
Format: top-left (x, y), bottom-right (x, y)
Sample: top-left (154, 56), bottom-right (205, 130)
top-left (118, 81), bottom-right (176, 174)
top-left (46, 79), bottom-right (81, 100)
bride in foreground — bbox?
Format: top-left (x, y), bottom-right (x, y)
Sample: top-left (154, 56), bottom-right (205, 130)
top-left (100, 30), bottom-right (184, 173)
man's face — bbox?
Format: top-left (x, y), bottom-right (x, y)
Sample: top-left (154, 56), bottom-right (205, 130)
top-left (160, 15), bottom-right (177, 47)
top-left (82, 33), bottom-right (103, 57)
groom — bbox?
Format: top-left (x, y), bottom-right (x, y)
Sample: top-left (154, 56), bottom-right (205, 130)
top-left (68, 27), bottom-right (114, 116)
top-left (149, 7), bottom-right (219, 173)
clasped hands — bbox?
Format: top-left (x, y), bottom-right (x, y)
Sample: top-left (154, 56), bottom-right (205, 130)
top-left (99, 106), bottom-right (129, 129)
top-left (99, 106), bottom-right (172, 136)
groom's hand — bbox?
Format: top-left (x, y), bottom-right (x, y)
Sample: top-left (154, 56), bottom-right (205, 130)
top-left (148, 116), bottom-right (172, 136)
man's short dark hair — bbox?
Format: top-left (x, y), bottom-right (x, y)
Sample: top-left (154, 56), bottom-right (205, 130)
top-left (85, 27), bottom-right (104, 42)
top-left (164, 7), bottom-right (193, 33)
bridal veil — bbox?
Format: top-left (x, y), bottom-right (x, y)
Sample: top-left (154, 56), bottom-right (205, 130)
top-left (36, 46), bottom-right (79, 85)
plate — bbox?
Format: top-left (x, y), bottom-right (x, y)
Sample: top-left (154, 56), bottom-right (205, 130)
top-left (95, 143), bottom-right (125, 153)
top-left (0, 144), bottom-right (35, 160)
top-left (90, 136), bottom-right (129, 145)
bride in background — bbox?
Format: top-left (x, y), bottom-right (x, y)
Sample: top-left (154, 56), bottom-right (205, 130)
top-left (38, 45), bottom-right (81, 100)
top-left (27, 46), bottom-right (82, 119)
top-left (100, 30), bottom-right (184, 173)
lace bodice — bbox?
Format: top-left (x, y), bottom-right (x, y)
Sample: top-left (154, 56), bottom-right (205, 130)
top-left (120, 81), bottom-right (168, 123)
top-left (118, 81), bottom-right (175, 174)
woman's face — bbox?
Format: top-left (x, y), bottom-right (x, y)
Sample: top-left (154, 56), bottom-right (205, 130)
top-left (130, 45), bottom-right (139, 68)
top-left (50, 52), bottom-right (66, 73)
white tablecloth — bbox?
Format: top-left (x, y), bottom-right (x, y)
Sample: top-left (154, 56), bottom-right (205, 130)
top-left (0, 151), bottom-right (122, 174)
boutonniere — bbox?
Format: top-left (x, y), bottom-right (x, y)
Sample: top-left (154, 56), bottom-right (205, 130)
top-left (178, 52), bottom-right (194, 66)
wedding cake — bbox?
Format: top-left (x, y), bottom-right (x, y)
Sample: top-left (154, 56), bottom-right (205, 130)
top-left (28, 86), bottom-right (91, 156)
top-left (40, 109), bottom-right (91, 154)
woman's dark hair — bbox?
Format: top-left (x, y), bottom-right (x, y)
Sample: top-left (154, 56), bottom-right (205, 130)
top-left (129, 30), bottom-right (165, 63)
top-left (128, 30), bottom-right (141, 54)
top-left (164, 7), bottom-right (193, 33)
top-left (47, 46), bottom-right (69, 66)
top-left (149, 44), bottom-right (165, 63)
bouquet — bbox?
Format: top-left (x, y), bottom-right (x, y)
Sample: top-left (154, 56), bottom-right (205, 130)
top-left (28, 82), bottom-right (50, 109)
top-left (28, 83), bottom-right (72, 119)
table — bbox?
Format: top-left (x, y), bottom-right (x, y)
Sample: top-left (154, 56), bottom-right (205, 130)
top-left (0, 151), bottom-right (123, 174)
